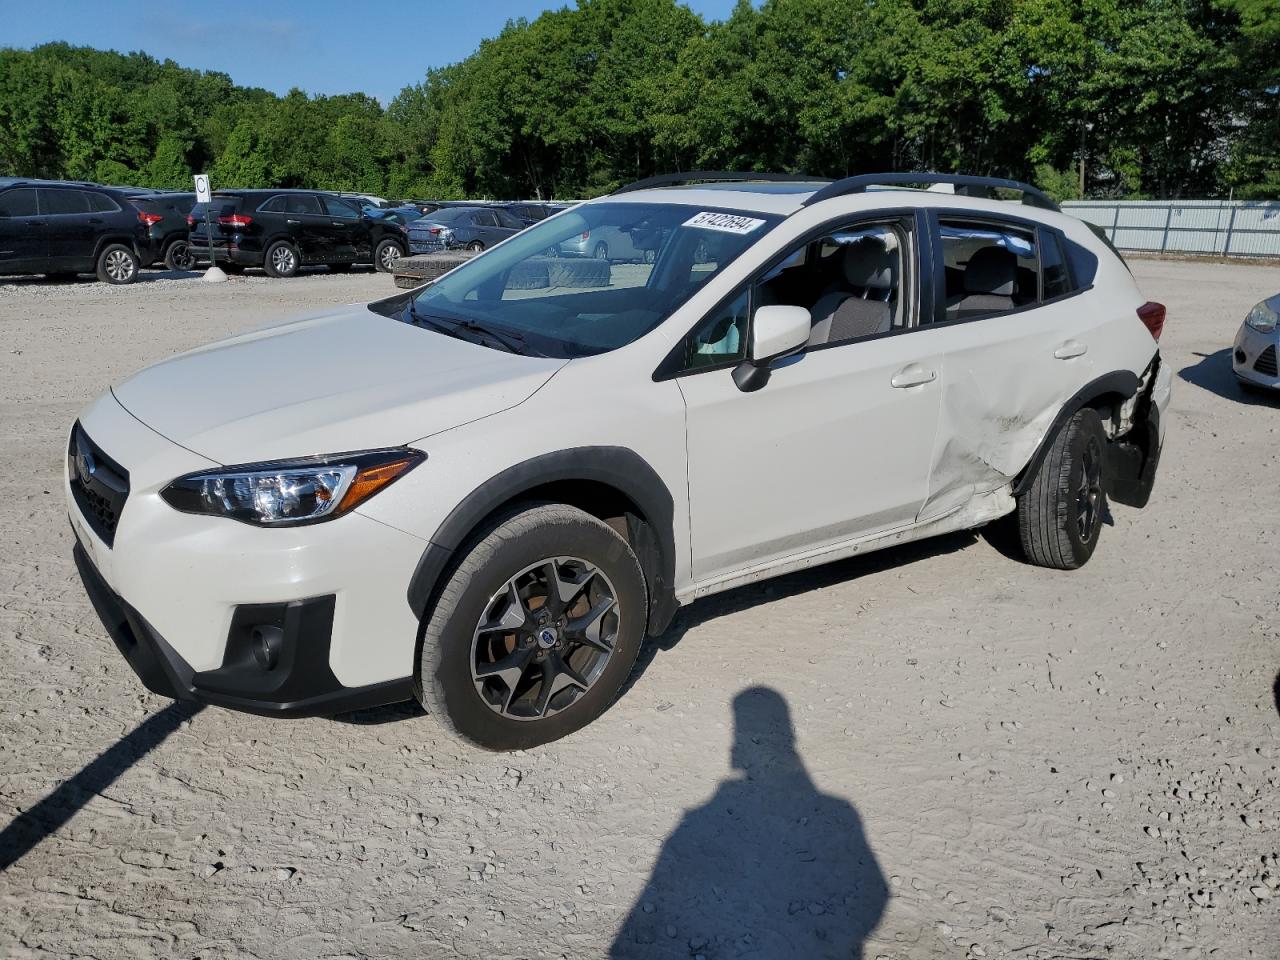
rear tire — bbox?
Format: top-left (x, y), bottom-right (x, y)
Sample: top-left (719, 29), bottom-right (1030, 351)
top-left (593, 241), bottom-right (609, 259)
top-left (415, 503), bottom-right (647, 751)
top-left (263, 241), bottom-right (300, 278)
top-left (465, 240), bottom-right (485, 253)
top-left (164, 239), bottom-right (195, 272)
top-left (374, 239), bottom-right (403, 272)
top-left (1016, 408), bottom-right (1108, 569)
top-left (96, 244), bottom-right (139, 284)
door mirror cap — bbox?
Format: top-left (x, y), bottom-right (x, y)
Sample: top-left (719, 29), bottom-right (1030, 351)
top-left (749, 305), bottom-right (811, 363)
top-left (733, 305), bottom-right (811, 393)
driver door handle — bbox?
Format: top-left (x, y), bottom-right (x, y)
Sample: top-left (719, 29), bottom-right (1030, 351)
top-left (1054, 339), bottom-right (1088, 360)
top-left (286, 218), bottom-right (301, 224)
top-left (890, 364), bottom-right (937, 389)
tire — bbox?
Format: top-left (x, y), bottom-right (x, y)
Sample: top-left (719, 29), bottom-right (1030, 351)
top-left (593, 241), bottom-right (609, 259)
top-left (328, 262), bottom-right (353, 273)
top-left (95, 244), bottom-right (139, 284)
top-left (374, 239), bottom-right (403, 273)
top-left (465, 240), bottom-right (485, 253)
top-left (1016, 408), bottom-right (1108, 570)
top-left (263, 241), bottom-right (300, 278)
top-left (415, 503), bottom-right (648, 751)
top-left (164, 239), bottom-right (195, 271)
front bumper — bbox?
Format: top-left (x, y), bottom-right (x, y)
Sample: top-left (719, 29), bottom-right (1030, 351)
top-left (72, 538), bottom-right (412, 716)
top-left (66, 392), bottom-right (427, 716)
top-left (1233, 322), bottom-right (1280, 389)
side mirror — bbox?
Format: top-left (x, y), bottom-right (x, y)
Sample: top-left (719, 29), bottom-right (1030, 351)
top-left (733, 305), bottom-right (810, 392)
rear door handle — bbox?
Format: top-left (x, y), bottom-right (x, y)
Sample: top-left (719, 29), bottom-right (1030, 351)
top-left (286, 218), bottom-right (301, 224)
top-left (1054, 340), bottom-right (1088, 360)
top-left (890, 364), bottom-right (937, 388)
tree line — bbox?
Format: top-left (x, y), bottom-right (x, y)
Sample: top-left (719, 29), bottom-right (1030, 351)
top-left (1, 0), bottom-right (1276, 202)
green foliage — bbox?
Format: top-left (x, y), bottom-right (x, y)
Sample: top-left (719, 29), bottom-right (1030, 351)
top-left (1, 0), bottom-right (1276, 199)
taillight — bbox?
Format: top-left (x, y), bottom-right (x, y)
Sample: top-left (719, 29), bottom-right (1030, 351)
top-left (218, 214), bottom-right (253, 227)
top-left (429, 228), bottom-right (441, 235)
top-left (1137, 301), bottom-right (1166, 340)
top-left (137, 211), bottom-right (163, 226)
top-left (186, 215), bottom-right (195, 227)
top-left (581, 230), bottom-right (590, 240)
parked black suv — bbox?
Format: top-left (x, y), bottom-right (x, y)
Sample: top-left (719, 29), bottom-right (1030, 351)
top-left (187, 190), bottom-right (408, 277)
top-left (129, 191), bottom-right (197, 271)
top-left (0, 178), bottom-right (153, 284)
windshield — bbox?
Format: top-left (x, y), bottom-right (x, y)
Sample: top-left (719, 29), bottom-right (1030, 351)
top-left (409, 201), bottom-right (780, 357)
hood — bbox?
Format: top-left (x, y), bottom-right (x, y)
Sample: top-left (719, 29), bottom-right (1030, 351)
top-left (112, 304), bottom-right (566, 465)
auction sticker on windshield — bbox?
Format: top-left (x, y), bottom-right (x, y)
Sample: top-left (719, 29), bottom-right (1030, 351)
top-left (683, 211), bottom-right (766, 234)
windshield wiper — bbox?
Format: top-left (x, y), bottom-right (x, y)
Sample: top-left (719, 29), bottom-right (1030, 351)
top-left (406, 302), bottom-right (539, 356)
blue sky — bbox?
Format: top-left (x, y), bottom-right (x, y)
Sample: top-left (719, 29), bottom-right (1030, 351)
top-left (0, 0), bottom-right (745, 103)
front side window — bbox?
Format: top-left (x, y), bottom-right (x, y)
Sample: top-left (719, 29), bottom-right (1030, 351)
top-left (408, 202), bottom-right (780, 358)
top-left (679, 288), bottom-right (750, 370)
top-left (753, 221), bottom-right (910, 349)
top-left (939, 219), bottom-right (1038, 320)
top-left (0, 188), bottom-right (38, 218)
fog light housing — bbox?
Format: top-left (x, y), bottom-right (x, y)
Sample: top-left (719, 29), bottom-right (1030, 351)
top-left (251, 625), bottom-right (284, 671)
top-left (1235, 348), bottom-right (1247, 364)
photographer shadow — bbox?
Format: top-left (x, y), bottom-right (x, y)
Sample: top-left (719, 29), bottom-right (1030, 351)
top-left (611, 686), bottom-right (887, 959)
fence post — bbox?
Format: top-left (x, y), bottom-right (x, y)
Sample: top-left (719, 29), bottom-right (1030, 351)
top-left (1222, 205), bottom-right (1237, 257)
top-left (1111, 205), bottom-right (1120, 243)
top-left (1160, 204), bottom-right (1173, 254)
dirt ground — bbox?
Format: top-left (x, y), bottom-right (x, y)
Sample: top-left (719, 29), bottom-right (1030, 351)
top-left (1, 259), bottom-right (1277, 959)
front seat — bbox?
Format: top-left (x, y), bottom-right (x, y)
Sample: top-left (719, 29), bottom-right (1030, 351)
top-left (808, 238), bottom-right (898, 346)
top-left (951, 246), bottom-right (1016, 318)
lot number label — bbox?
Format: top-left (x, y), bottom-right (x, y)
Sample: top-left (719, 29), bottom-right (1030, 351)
top-left (683, 211), bottom-right (766, 235)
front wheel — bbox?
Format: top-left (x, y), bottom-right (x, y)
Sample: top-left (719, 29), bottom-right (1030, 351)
top-left (415, 503), bottom-right (648, 750)
top-left (96, 244), bottom-right (139, 284)
top-left (1016, 408), bottom-right (1108, 569)
top-left (263, 241), bottom-right (300, 278)
top-left (374, 239), bottom-right (403, 272)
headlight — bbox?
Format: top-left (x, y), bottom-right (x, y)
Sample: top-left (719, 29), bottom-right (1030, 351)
top-left (1246, 301), bottom-right (1278, 334)
top-left (161, 448), bottom-right (424, 526)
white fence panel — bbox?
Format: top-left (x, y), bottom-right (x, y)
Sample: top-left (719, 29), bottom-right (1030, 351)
top-left (1061, 200), bottom-right (1280, 259)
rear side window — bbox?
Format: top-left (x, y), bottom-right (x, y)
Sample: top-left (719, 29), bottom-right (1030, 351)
top-left (258, 195), bottom-right (286, 213)
top-left (284, 194), bottom-right (322, 215)
top-left (473, 210), bottom-right (498, 227)
top-left (938, 219), bottom-right (1038, 321)
top-left (41, 189), bottom-right (91, 215)
top-left (495, 209), bottom-right (524, 229)
top-left (86, 191), bottom-right (120, 213)
top-left (0, 188), bottom-right (38, 217)
top-left (321, 195), bottom-right (359, 218)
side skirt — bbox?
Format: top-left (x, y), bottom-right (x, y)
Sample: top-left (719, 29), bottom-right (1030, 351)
top-left (678, 486), bottom-right (1015, 603)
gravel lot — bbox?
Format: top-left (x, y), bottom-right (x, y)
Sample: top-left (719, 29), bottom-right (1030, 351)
top-left (1, 259), bottom-right (1278, 959)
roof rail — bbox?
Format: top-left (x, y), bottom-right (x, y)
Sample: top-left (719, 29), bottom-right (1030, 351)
top-left (801, 173), bottom-right (1060, 212)
top-left (613, 171), bottom-right (832, 195)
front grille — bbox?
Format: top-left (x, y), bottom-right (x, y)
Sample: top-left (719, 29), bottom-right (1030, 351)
top-left (1254, 344), bottom-right (1278, 377)
top-left (68, 424), bottom-right (130, 547)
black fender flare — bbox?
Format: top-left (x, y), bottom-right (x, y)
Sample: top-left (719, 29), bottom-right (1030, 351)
top-left (406, 446), bottom-right (679, 636)
top-left (1011, 370), bottom-right (1140, 498)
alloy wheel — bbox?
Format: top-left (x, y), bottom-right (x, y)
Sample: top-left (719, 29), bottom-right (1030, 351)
top-left (105, 249), bottom-right (135, 282)
top-left (169, 241), bottom-right (195, 271)
top-left (380, 244), bottom-right (401, 270)
top-left (1076, 435), bottom-right (1103, 540)
top-left (272, 245), bottom-right (296, 274)
top-left (470, 557), bottom-right (620, 721)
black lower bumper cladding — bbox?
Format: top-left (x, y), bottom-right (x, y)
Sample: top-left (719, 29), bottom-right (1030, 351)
top-left (71, 537), bottom-right (412, 718)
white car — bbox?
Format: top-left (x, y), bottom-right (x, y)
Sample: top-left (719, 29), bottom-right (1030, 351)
top-left (1233, 294), bottom-right (1279, 391)
top-left (67, 173), bottom-right (1171, 750)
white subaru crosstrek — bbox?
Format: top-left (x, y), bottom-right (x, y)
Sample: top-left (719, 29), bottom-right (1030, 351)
top-left (67, 173), bottom-right (1171, 750)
